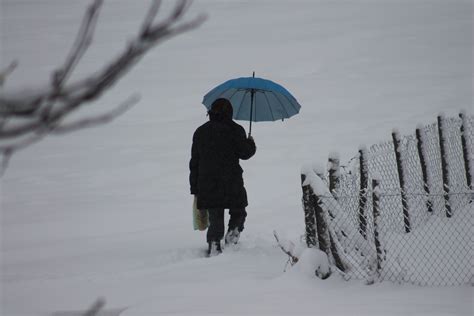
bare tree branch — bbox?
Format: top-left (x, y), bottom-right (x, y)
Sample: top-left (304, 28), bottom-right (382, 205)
top-left (140, 0), bottom-right (162, 38)
top-left (52, 0), bottom-right (104, 91)
top-left (51, 94), bottom-right (140, 134)
top-left (0, 0), bottom-right (206, 174)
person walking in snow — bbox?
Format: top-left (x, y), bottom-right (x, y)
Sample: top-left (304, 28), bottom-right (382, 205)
top-left (189, 98), bottom-right (256, 256)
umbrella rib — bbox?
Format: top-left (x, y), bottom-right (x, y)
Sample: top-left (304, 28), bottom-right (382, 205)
top-left (263, 92), bottom-right (276, 121)
top-left (274, 92), bottom-right (290, 118)
top-left (224, 88), bottom-right (240, 103)
top-left (280, 92), bottom-right (300, 115)
top-left (235, 90), bottom-right (249, 119)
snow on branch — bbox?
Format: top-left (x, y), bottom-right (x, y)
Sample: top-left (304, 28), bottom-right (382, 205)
top-left (273, 230), bottom-right (299, 268)
top-left (0, 0), bottom-right (206, 174)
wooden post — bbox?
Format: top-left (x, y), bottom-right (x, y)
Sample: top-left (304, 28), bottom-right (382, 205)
top-left (416, 127), bottom-right (433, 213)
top-left (313, 193), bottom-right (330, 255)
top-left (372, 179), bottom-right (383, 276)
top-left (437, 115), bottom-right (452, 217)
top-left (313, 168), bottom-right (346, 272)
top-left (392, 131), bottom-right (411, 233)
top-left (328, 153), bottom-right (340, 199)
top-left (311, 167), bottom-right (331, 253)
top-left (459, 112), bottom-right (472, 192)
top-left (358, 148), bottom-right (369, 239)
top-left (301, 174), bottom-right (317, 248)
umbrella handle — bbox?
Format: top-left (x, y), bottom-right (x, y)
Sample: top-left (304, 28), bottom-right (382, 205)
top-left (248, 110), bottom-right (252, 137)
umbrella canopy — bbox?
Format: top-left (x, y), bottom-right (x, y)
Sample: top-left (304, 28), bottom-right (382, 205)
top-left (202, 73), bottom-right (301, 135)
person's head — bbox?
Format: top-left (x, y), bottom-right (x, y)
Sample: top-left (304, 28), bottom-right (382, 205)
top-left (208, 98), bottom-right (233, 122)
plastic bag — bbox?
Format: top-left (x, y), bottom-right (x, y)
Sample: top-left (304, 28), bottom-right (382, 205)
top-left (193, 196), bottom-right (209, 231)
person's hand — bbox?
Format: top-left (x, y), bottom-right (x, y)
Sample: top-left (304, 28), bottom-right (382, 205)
top-left (248, 135), bottom-right (254, 142)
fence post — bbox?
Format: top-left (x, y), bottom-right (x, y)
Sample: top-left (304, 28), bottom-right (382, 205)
top-left (392, 130), bottom-right (411, 233)
top-left (416, 127), bottom-right (433, 213)
top-left (314, 168), bottom-right (346, 272)
top-left (358, 147), bottom-right (369, 239)
top-left (372, 179), bottom-right (383, 277)
top-left (328, 153), bottom-right (340, 199)
top-left (437, 115), bottom-right (452, 217)
top-left (301, 174), bottom-right (317, 248)
top-left (459, 111), bottom-right (472, 192)
top-left (312, 193), bottom-right (330, 255)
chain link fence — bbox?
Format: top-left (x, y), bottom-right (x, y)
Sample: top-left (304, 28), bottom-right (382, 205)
top-left (302, 113), bottom-right (473, 286)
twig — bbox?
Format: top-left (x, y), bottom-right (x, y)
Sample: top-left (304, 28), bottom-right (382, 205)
top-left (140, 0), bottom-right (162, 38)
top-left (83, 297), bottom-right (106, 316)
top-left (51, 94), bottom-right (140, 134)
top-left (52, 0), bottom-right (104, 91)
top-left (273, 230), bottom-right (299, 265)
top-left (0, 61), bottom-right (18, 87)
top-left (0, 149), bottom-right (12, 177)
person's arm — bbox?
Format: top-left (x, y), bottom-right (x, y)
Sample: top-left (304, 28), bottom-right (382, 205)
top-left (235, 126), bottom-right (256, 160)
top-left (189, 132), bottom-right (199, 194)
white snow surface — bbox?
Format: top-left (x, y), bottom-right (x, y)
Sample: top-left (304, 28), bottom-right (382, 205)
top-left (1, 0), bottom-right (473, 315)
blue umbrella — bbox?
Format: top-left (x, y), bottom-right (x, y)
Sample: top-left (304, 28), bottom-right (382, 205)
top-left (202, 72), bottom-right (301, 136)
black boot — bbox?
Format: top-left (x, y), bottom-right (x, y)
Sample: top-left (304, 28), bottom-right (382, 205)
top-left (207, 241), bottom-right (222, 257)
top-left (224, 227), bottom-right (240, 245)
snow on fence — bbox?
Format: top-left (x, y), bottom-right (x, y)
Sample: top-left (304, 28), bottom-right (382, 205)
top-left (301, 113), bottom-right (473, 286)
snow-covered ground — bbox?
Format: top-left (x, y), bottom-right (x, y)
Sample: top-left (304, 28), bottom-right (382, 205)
top-left (1, 0), bottom-right (472, 315)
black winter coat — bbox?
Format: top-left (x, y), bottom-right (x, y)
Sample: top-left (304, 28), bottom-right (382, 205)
top-left (189, 118), bottom-right (256, 210)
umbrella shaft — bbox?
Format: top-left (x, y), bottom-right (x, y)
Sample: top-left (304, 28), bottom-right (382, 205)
top-left (249, 89), bottom-right (255, 137)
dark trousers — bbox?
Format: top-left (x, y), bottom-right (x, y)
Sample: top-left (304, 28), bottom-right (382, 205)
top-left (207, 208), bottom-right (247, 243)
